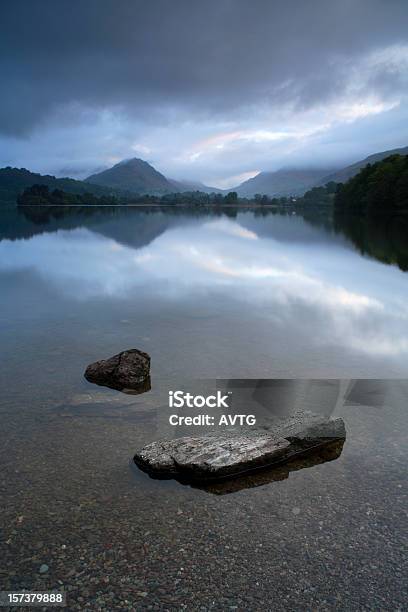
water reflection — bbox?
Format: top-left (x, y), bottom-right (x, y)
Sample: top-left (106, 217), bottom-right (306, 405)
top-left (1, 206), bottom-right (408, 377)
top-left (4, 205), bottom-right (408, 275)
top-left (334, 212), bottom-right (408, 272)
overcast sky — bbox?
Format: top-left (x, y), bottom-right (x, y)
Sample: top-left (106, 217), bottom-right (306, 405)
top-left (1, 0), bottom-right (408, 188)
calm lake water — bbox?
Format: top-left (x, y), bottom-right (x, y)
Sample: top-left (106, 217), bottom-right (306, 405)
top-left (0, 206), bottom-right (407, 610)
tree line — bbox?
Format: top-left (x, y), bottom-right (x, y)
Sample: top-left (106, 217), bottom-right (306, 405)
top-left (17, 184), bottom-right (118, 206)
top-left (334, 154), bottom-right (408, 216)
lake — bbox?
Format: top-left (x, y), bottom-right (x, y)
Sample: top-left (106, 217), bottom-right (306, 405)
top-left (0, 206), bottom-right (407, 610)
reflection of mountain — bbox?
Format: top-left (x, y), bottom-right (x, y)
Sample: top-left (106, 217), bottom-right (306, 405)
top-left (93, 212), bottom-right (177, 249)
top-left (0, 206), bottom-right (177, 250)
top-left (3, 204), bottom-right (408, 274)
top-left (333, 213), bottom-right (408, 272)
top-left (9, 205), bottom-right (326, 248)
top-left (0, 207), bottom-right (100, 242)
top-left (1, 205), bottom-right (238, 248)
top-left (237, 209), bottom-right (345, 246)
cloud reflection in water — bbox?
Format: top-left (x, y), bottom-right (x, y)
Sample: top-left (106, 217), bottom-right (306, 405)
top-left (1, 216), bottom-right (408, 359)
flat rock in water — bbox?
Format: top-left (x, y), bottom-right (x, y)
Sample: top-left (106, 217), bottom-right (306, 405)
top-left (84, 349), bottom-right (151, 393)
top-left (134, 415), bottom-right (346, 482)
top-left (196, 439), bottom-right (345, 495)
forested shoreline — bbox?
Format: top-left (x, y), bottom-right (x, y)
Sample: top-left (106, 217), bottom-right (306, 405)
top-left (334, 154), bottom-right (408, 216)
top-left (11, 154), bottom-right (408, 219)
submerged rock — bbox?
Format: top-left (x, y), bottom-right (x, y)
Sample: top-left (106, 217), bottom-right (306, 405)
top-left (134, 415), bottom-right (346, 482)
top-left (84, 349), bottom-right (151, 393)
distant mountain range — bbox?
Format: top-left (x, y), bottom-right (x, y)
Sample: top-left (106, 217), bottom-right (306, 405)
top-left (85, 158), bottom-right (335, 197)
top-left (232, 168), bottom-right (335, 198)
top-left (1, 145), bottom-right (407, 207)
top-left (230, 145), bottom-right (408, 197)
top-left (86, 158), bottom-right (221, 195)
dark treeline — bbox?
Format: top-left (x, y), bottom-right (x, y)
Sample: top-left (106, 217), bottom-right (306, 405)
top-left (301, 181), bottom-right (338, 203)
top-left (17, 184), bottom-right (292, 207)
top-left (17, 184), bottom-right (118, 206)
top-left (334, 154), bottom-right (408, 216)
top-left (139, 186), bottom-right (338, 208)
top-left (17, 182), bottom-right (337, 209)
top-left (17, 184), bottom-right (287, 206)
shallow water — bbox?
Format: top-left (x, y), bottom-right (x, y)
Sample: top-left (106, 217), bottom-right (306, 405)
top-left (0, 206), bottom-right (407, 610)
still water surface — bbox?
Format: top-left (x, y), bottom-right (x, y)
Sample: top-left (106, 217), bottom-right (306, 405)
top-left (0, 206), bottom-right (407, 610)
top-left (2, 206), bottom-right (408, 379)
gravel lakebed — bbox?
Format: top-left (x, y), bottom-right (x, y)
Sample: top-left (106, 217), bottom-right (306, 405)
top-left (1, 380), bottom-right (407, 611)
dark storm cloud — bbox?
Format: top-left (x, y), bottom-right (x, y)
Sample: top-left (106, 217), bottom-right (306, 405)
top-left (1, 0), bottom-right (407, 136)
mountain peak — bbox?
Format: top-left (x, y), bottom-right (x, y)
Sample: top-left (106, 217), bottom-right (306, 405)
top-left (115, 157), bottom-right (151, 167)
top-left (86, 157), bottom-right (174, 194)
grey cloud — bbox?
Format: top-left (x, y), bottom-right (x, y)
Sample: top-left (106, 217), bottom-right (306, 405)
top-left (1, 0), bottom-right (408, 135)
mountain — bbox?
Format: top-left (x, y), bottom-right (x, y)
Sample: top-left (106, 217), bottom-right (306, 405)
top-left (169, 178), bottom-right (223, 194)
top-left (319, 146), bottom-right (408, 185)
top-left (86, 158), bottom-right (220, 195)
top-left (0, 166), bottom-right (129, 208)
top-left (233, 168), bottom-right (335, 198)
top-left (86, 158), bottom-right (176, 194)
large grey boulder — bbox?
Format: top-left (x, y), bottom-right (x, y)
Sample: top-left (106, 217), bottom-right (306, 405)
top-left (84, 349), bottom-right (151, 393)
top-left (134, 414), bottom-right (345, 482)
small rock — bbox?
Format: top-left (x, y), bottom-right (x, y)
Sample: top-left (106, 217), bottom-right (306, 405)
top-left (84, 348), bottom-right (151, 393)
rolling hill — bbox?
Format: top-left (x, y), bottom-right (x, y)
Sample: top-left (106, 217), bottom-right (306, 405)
top-left (0, 166), bottom-right (130, 208)
top-left (169, 178), bottom-right (223, 194)
top-left (233, 168), bottom-right (335, 198)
